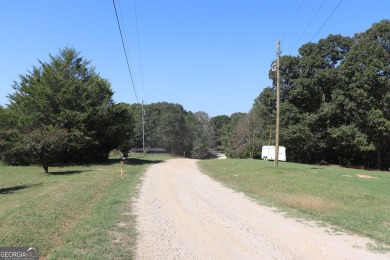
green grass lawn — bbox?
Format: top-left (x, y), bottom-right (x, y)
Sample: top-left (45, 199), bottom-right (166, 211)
top-left (198, 159), bottom-right (390, 250)
top-left (0, 154), bottom-right (170, 259)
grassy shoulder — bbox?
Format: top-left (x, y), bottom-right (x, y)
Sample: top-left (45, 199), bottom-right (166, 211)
top-left (198, 159), bottom-right (390, 249)
top-left (0, 154), bottom-right (171, 259)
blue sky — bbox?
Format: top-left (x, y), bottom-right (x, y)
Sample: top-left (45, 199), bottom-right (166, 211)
top-left (1, 1), bottom-right (389, 117)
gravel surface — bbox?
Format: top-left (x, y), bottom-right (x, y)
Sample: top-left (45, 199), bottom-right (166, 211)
top-left (135, 158), bottom-right (389, 259)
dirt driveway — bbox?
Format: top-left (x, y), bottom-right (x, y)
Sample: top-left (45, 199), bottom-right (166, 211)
top-left (134, 158), bottom-right (389, 259)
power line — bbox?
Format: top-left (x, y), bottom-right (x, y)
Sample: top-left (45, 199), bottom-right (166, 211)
top-left (290, 0), bottom-right (326, 53)
top-left (131, 0), bottom-right (147, 153)
top-left (133, 0), bottom-right (147, 104)
top-left (112, 0), bottom-right (139, 103)
top-left (118, 0), bottom-right (131, 64)
top-left (310, 0), bottom-right (344, 42)
top-left (281, 0), bottom-right (305, 42)
top-left (114, 0), bottom-right (144, 126)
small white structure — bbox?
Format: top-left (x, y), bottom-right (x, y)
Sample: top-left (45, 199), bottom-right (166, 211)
top-left (261, 146), bottom-right (286, 161)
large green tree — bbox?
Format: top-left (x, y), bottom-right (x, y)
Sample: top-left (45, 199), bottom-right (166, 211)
top-left (334, 20), bottom-right (390, 168)
top-left (227, 110), bottom-right (263, 159)
top-left (139, 102), bottom-right (192, 156)
top-left (248, 20), bottom-right (390, 169)
top-left (2, 48), bottom-right (133, 172)
top-left (186, 111), bottom-right (214, 159)
top-left (252, 87), bottom-right (276, 145)
top-left (209, 115), bottom-right (230, 150)
top-left (0, 106), bottom-right (19, 164)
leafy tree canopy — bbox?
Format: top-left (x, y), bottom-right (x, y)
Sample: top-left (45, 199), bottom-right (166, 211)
top-left (251, 20), bottom-right (390, 169)
top-left (1, 48), bottom-right (133, 172)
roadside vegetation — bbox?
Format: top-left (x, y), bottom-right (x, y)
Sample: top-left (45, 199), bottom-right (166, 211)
top-left (0, 154), bottom-right (170, 259)
top-left (0, 48), bottom-right (214, 175)
top-left (211, 20), bottom-right (390, 170)
top-left (198, 159), bottom-right (390, 250)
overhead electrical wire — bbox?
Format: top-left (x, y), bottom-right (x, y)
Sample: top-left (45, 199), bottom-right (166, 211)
top-left (112, 0), bottom-right (139, 103)
top-left (114, 0), bottom-right (146, 150)
top-left (132, 0), bottom-right (147, 152)
top-left (118, 0), bottom-right (131, 61)
top-left (133, 0), bottom-right (147, 104)
top-left (309, 0), bottom-right (344, 42)
top-left (290, 0), bottom-right (326, 53)
top-left (281, 0), bottom-right (305, 42)
top-left (116, 0), bottom-right (142, 117)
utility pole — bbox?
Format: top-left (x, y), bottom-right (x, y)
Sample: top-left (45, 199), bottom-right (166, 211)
top-left (141, 100), bottom-right (145, 154)
top-left (275, 40), bottom-right (281, 168)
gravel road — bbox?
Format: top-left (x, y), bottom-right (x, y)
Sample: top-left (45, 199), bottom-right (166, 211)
top-left (134, 158), bottom-right (389, 259)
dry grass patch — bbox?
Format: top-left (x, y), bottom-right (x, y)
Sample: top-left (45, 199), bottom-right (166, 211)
top-left (266, 193), bottom-right (342, 212)
top-left (356, 174), bottom-right (377, 179)
top-left (109, 230), bottom-right (128, 244)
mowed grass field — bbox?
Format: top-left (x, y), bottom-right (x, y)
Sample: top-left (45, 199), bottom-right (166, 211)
top-left (0, 155), bottom-right (170, 259)
top-left (198, 159), bottom-right (390, 250)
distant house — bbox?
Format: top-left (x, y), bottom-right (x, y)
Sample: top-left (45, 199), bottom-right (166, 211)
top-left (129, 148), bottom-right (167, 154)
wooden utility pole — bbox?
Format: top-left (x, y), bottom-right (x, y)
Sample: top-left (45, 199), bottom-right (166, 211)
top-left (120, 161), bottom-right (124, 176)
top-left (275, 41), bottom-right (281, 168)
top-left (142, 100), bottom-right (145, 154)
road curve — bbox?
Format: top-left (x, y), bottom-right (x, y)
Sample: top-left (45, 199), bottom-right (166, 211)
top-left (134, 158), bottom-right (388, 259)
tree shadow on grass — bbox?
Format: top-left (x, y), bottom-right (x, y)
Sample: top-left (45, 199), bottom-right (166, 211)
top-left (48, 170), bottom-right (88, 175)
top-left (46, 157), bottom-right (165, 170)
top-left (125, 158), bottom-right (164, 165)
top-left (99, 158), bottom-right (165, 166)
top-left (0, 183), bottom-right (43, 194)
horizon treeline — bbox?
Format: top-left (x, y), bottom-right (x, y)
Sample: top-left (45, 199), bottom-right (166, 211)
top-left (1, 20), bottom-right (389, 170)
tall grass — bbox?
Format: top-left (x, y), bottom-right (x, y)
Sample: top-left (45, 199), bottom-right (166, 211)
top-left (0, 155), bottom-right (170, 259)
top-left (198, 159), bottom-right (390, 249)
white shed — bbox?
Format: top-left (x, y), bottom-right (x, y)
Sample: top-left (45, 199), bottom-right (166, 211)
top-left (261, 146), bottom-right (286, 161)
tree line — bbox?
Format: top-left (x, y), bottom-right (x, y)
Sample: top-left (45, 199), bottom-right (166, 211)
top-left (0, 48), bottom-right (214, 173)
top-left (121, 102), bottom-right (214, 159)
top-left (217, 20), bottom-right (390, 170)
top-left (1, 20), bottom-right (388, 172)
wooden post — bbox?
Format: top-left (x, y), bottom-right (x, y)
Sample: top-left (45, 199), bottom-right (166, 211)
top-left (120, 161), bottom-right (124, 177)
top-left (275, 40), bottom-right (281, 168)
